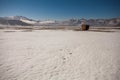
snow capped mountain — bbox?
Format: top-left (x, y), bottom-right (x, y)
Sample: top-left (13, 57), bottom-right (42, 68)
top-left (0, 16), bottom-right (33, 26)
top-left (3, 16), bottom-right (30, 20)
top-left (0, 16), bottom-right (120, 26)
top-left (62, 18), bottom-right (120, 26)
top-left (0, 16), bottom-right (56, 25)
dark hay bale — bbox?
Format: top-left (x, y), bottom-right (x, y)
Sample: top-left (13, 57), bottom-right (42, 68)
top-left (81, 24), bottom-right (89, 31)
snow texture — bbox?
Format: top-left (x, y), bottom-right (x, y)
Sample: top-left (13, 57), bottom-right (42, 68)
top-left (0, 29), bottom-right (120, 80)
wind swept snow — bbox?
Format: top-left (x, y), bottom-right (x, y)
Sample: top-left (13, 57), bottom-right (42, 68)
top-left (20, 19), bottom-right (37, 24)
top-left (0, 29), bottom-right (120, 80)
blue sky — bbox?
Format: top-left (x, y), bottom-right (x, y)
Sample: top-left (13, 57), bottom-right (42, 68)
top-left (0, 0), bottom-right (120, 20)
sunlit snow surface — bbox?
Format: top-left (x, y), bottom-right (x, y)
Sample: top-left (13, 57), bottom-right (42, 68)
top-left (0, 29), bottom-right (120, 80)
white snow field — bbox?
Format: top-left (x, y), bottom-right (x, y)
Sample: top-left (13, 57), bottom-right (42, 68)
top-left (0, 29), bottom-right (120, 80)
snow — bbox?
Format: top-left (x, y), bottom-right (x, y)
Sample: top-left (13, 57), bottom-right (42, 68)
top-left (20, 19), bottom-right (55, 25)
top-left (7, 16), bottom-right (15, 20)
top-left (0, 29), bottom-right (120, 80)
top-left (39, 20), bottom-right (55, 24)
top-left (20, 19), bottom-right (37, 24)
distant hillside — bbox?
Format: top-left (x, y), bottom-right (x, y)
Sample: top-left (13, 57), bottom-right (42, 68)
top-left (0, 19), bottom-right (31, 26)
top-left (0, 16), bottom-right (120, 27)
top-left (0, 16), bottom-right (32, 26)
top-left (60, 18), bottom-right (120, 26)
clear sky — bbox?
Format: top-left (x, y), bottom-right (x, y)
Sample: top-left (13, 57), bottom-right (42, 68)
top-left (0, 0), bottom-right (120, 20)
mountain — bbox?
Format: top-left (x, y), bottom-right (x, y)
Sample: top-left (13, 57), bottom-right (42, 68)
top-left (0, 16), bottom-right (34, 26)
top-left (2, 16), bottom-right (35, 21)
top-left (60, 18), bottom-right (120, 27)
top-left (0, 16), bottom-right (120, 26)
top-left (0, 16), bottom-right (56, 26)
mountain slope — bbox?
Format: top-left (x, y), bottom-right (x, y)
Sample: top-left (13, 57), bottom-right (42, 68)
top-left (0, 20), bottom-right (31, 26)
top-left (0, 16), bottom-right (120, 26)
top-left (0, 17), bottom-right (32, 26)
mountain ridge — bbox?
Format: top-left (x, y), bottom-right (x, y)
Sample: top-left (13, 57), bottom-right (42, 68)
top-left (0, 16), bottom-right (120, 27)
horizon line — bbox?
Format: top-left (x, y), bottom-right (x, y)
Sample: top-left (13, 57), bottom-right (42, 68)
top-left (0, 15), bottom-right (120, 21)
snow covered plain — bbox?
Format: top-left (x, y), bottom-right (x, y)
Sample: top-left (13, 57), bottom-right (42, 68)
top-left (0, 29), bottom-right (120, 80)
